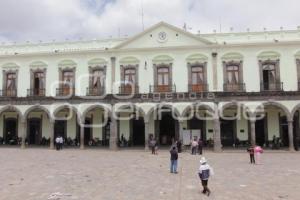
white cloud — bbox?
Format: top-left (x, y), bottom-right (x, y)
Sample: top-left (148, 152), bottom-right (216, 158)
top-left (0, 0), bottom-right (299, 43)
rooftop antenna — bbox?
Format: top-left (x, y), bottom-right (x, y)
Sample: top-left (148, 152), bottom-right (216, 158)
top-left (141, 0), bottom-right (145, 31)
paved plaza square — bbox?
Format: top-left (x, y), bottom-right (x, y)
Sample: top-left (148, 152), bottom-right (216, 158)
top-left (0, 148), bottom-right (299, 200)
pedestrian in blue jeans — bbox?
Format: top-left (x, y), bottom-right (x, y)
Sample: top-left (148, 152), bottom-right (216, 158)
top-left (170, 146), bottom-right (178, 173)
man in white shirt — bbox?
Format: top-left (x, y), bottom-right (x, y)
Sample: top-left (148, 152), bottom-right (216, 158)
top-left (198, 157), bottom-right (214, 196)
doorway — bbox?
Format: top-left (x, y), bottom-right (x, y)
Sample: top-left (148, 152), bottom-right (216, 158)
top-left (220, 119), bottom-right (235, 146)
top-left (255, 118), bottom-right (266, 146)
top-left (84, 118), bottom-right (92, 145)
top-left (279, 116), bottom-right (289, 147)
top-left (188, 117), bottom-right (205, 141)
top-left (28, 118), bottom-right (42, 145)
top-left (159, 112), bottom-right (176, 145)
top-left (4, 118), bottom-right (17, 144)
top-left (132, 118), bottom-right (145, 146)
top-left (54, 120), bottom-right (67, 139)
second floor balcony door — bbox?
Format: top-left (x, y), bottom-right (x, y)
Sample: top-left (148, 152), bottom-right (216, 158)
top-left (124, 68), bottom-right (136, 94)
top-left (262, 64), bottom-right (276, 90)
top-left (33, 72), bottom-right (45, 96)
top-left (157, 67), bottom-right (169, 92)
top-left (91, 70), bottom-right (104, 95)
top-left (6, 73), bottom-right (17, 97)
top-left (226, 65), bottom-right (239, 91)
top-left (191, 66), bottom-right (204, 92)
top-left (62, 71), bottom-right (74, 96)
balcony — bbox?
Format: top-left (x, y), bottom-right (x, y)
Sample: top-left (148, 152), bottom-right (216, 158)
top-left (119, 85), bottom-right (139, 95)
top-left (150, 85), bottom-right (176, 93)
top-left (27, 88), bottom-right (45, 97)
top-left (260, 82), bottom-right (283, 91)
top-left (0, 89), bottom-right (17, 97)
top-left (188, 84), bottom-right (208, 92)
top-left (86, 87), bottom-right (105, 96)
top-left (223, 83), bottom-right (245, 92)
top-left (56, 87), bottom-right (75, 96)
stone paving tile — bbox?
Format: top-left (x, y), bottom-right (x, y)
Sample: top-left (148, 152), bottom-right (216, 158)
top-left (0, 148), bottom-right (299, 200)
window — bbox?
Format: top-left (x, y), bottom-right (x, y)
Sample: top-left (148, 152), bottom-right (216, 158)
top-left (91, 69), bottom-right (104, 89)
top-left (226, 65), bottom-right (239, 84)
top-left (259, 59), bottom-right (281, 91)
top-left (191, 66), bottom-right (204, 85)
top-left (32, 71), bottom-right (45, 95)
top-left (124, 68), bottom-right (136, 84)
top-left (157, 67), bottom-right (169, 86)
top-left (120, 67), bottom-right (137, 94)
top-left (6, 73), bottom-right (17, 96)
top-left (61, 70), bottom-right (74, 95)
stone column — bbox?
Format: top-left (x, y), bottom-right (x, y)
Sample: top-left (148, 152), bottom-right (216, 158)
top-left (144, 121), bottom-right (149, 151)
top-left (80, 125), bottom-right (85, 149)
top-left (178, 120), bottom-right (184, 141)
top-left (111, 57), bottom-right (116, 93)
top-left (212, 52), bottom-right (218, 90)
top-left (20, 120), bottom-right (27, 149)
top-left (213, 118), bottom-right (222, 152)
top-left (49, 121), bottom-right (55, 149)
top-left (250, 119), bottom-right (256, 146)
top-left (109, 117), bottom-right (118, 150)
top-left (287, 120), bottom-right (295, 151)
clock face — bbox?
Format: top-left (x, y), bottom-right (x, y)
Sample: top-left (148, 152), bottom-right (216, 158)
top-left (158, 32), bottom-right (167, 41)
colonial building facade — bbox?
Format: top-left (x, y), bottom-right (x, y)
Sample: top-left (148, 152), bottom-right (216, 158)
top-left (0, 22), bottom-right (300, 151)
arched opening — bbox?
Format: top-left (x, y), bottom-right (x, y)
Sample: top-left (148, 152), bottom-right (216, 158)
top-left (115, 105), bottom-right (145, 147)
top-left (24, 106), bottom-right (51, 146)
top-left (53, 106), bottom-right (79, 147)
top-left (0, 106), bottom-right (22, 145)
top-left (291, 105), bottom-right (300, 151)
top-left (255, 103), bottom-right (290, 148)
top-left (82, 105), bottom-right (111, 147)
top-left (148, 105), bottom-right (180, 146)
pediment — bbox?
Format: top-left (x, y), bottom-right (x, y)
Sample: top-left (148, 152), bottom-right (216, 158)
top-left (114, 22), bottom-right (213, 50)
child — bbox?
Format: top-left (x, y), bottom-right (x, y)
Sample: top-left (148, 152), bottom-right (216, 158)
top-left (198, 157), bottom-right (214, 196)
top-left (247, 145), bottom-right (255, 164)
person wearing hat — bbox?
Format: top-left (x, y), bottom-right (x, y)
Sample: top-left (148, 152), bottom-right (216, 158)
top-left (198, 157), bottom-right (213, 196)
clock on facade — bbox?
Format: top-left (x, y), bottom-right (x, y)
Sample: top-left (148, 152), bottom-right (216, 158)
top-left (158, 31), bottom-right (167, 42)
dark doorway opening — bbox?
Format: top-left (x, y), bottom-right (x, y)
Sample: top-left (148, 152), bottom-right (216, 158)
top-left (263, 70), bottom-right (270, 90)
top-left (54, 120), bottom-right (67, 139)
top-left (132, 118), bottom-right (145, 146)
top-left (102, 118), bottom-right (110, 146)
top-left (159, 112), bottom-right (176, 145)
top-left (220, 119), bottom-right (235, 146)
top-left (255, 118), bottom-right (266, 146)
top-left (4, 118), bottom-right (17, 144)
top-left (84, 118), bottom-right (92, 145)
top-left (188, 117), bottom-right (205, 141)
top-left (279, 116), bottom-right (289, 147)
top-left (28, 118), bottom-right (42, 145)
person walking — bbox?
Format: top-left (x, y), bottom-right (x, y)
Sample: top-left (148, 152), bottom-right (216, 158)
top-left (198, 138), bottom-right (203, 155)
top-left (191, 139), bottom-right (198, 155)
top-left (177, 140), bottom-right (182, 153)
top-left (59, 136), bottom-right (64, 150)
top-left (55, 136), bottom-right (60, 151)
top-left (254, 145), bottom-right (263, 165)
top-left (198, 157), bottom-right (213, 196)
top-left (150, 138), bottom-right (156, 155)
top-left (170, 146), bottom-right (178, 173)
top-left (247, 145), bottom-right (255, 164)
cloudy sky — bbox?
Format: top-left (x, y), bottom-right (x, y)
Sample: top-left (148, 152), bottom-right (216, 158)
top-left (0, 0), bottom-right (299, 43)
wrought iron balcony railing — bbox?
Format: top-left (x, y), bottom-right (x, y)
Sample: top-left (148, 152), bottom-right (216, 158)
top-left (56, 87), bottom-right (75, 96)
top-left (223, 83), bottom-right (246, 92)
top-left (27, 88), bottom-right (45, 97)
top-left (260, 82), bottom-right (283, 91)
top-left (188, 84), bottom-right (208, 92)
top-left (86, 87), bottom-right (105, 96)
top-left (0, 89), bottom-right (17, 97)
top-left (119, 85), bottom-right (139, 95)
top-left (149, 84), bottom-right (176, 93)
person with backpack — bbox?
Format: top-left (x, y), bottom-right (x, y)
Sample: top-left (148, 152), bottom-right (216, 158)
top-left (198, 157), bottom-right (213, 196)
top-left (170, 146), bottom-right (178, 173)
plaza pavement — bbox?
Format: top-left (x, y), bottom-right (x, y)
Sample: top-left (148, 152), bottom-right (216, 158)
top-left (0, 148), bottom-right (299, 200)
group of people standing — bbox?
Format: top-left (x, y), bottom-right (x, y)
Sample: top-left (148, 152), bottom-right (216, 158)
top-left (247, 145), bottom-right (264, 164)
top-left (55, 136), bottom-right (64, 150)
top-left (191, 138), bottom-right (203, 155)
